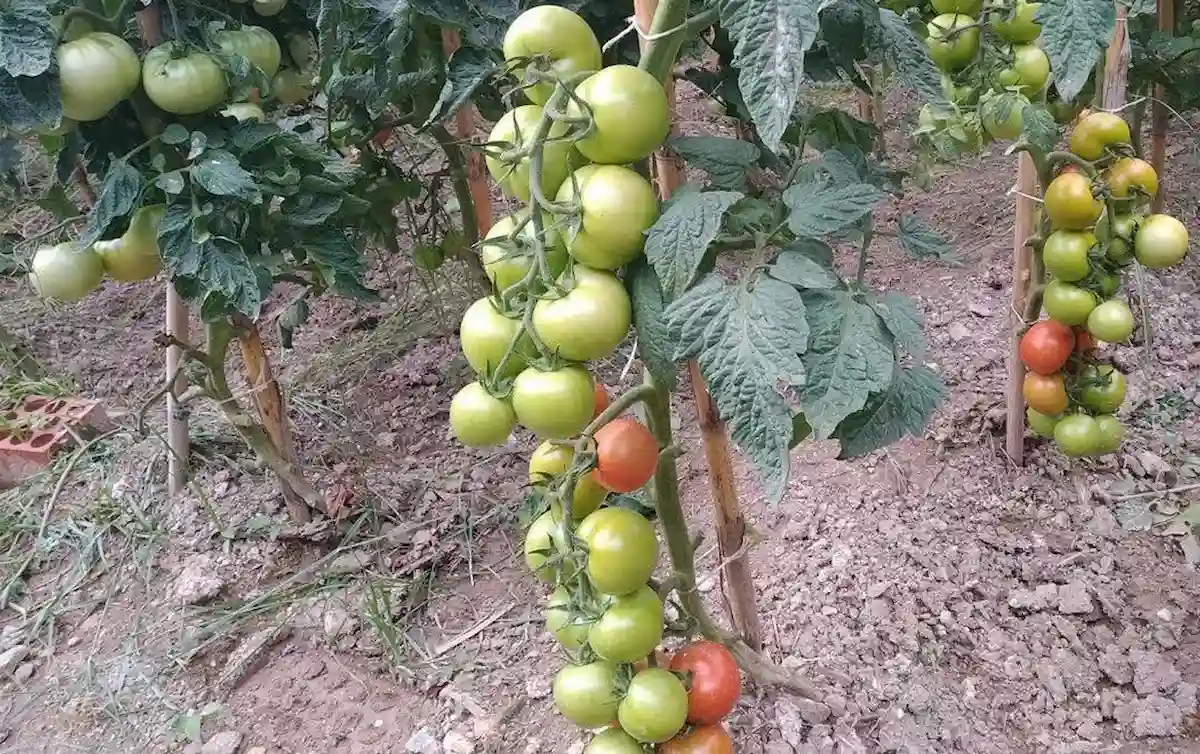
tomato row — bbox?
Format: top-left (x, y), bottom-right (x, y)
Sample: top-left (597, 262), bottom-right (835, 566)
top-left (1021, 112), bottom-right (1191, 457)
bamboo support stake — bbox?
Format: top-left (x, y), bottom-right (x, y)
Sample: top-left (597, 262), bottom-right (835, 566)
top-left (1150, 0), bottom-right (1174, 212)
top-left (1101, 5), bottom-right (1130, 110)
top-left (137, 2), bottom-right (189, 495)
top-left (634, 0), bottom-right (764, 649)
top-left (441, 30), bottom-right (493, 238)
top-left (1006, 154), bottom-right (1037, 465)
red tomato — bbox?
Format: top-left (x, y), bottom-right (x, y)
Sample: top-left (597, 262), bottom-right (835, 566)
top-left (668, 641), bottom-right (741, 725)
top-left (1019, 320), bottom-right (1074, 375)
top-left (593, 418), bottom-right (659, 493)
top-left (594, 382), bottom-right (610, 419)
top-left (1074, 329), bottom-right (1096, 353)
top-left (657, 725), bottom-right (734, 754)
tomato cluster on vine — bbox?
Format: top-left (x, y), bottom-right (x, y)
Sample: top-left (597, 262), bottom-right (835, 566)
top-left (1021, 112), bottom-right (1190, 457)
top-left (447, 6), bottom-right (740, 750)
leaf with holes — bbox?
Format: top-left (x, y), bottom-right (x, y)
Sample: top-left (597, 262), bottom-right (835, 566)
top-left (783, 181), bottom-right (884, 238)
top-left (1036, 0), bottom-right (1116, 101)
top-left (645, 190), bottom-right (743, 301)
top-left (670, 136), bottom-right (761, 190)
top-left (666, 273), bottom-right (809, 500)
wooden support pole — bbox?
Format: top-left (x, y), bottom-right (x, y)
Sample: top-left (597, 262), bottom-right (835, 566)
top-left (1150, 0), bottom-right (1174, 213)
top-left (634, 0), bottom-right (764, 649)
top-left (1006, 154), bottom-right (1037, 465)
top-left (441, 30), bottom-right (493, 238)
top-left (1101, 5), bottom-right (1130, 110)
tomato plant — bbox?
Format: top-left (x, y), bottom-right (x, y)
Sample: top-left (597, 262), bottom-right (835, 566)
top-left (553, 661), bottom-right (621, 729)
top-left (593, 418), bottom-right (659, 493)
top-left (577, 507), bottom-right (659, 597)
top-left (659, 725), bottom-right (735, 754)
top-left (1023, 372), bottom-right (1069, 415)
top-left (555, 165), bottom-right (660, 270)
top-left (587, 584), bottom-right (664, 662)
top-left (670, 640), bottom-right (741, 724)
top-left (618, 667), bottom-right (689, 743)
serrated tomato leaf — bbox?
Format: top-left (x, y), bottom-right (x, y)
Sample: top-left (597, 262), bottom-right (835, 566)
top-left (1021, 103), bottom-right (1059, 154)
top-left (769, 240), bottom-right (842, 290)
top-left (421, 46), bottom-right (498, 130)
top-left (1036, 0), bottom-right (1116, 101)
top-left (296, 228), bottom-right (377, 301)
top-left (0, 1), bottom-right (56, 78)
top-left (783, 181), bottom-right (884, 238)
top-left (865, 6), bottom-right (946, 106)
top-left (897, 214), bottom-right (956, 262)
top-left (669, 136), bottom-right (761, 190)
top-left (159, 204), bottom-right (269, 319)
top-left (191, 149), bottom-right (263, 204)
top-left (645, 190), bottom-right (743, 301)
top-left (869, 291), bottom-right (926, 359)
top-left (626, 259), bottom-right (678, 391)
top-left (833, 365), bottom-right (945, 458)
top-left (0, 70), bottom-right (61, 133)
top-left (80, 159), bottom-right (142, 247)
top-left (666, 274), bottom-right (809, 500)
top-left (800, 288), bottom-right (895, 437)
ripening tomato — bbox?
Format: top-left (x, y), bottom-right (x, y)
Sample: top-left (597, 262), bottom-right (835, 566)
top-left (449, 382), bottom-right (514, 447)
top-left (503, 6), bottom-right (602, 106)
top-left (271, 68), bottom-right (313, 104)
top-left (481, 211), bottom-right (569, 292)
top-left (553, 661), bottom-right (621, 729)
top-left (992, 0), bottom-right (1042, 43)
top-left (1054, 414), bottom-right (1102, 456)
top-left (1044, 173), bottom-right (1103, 230)
top-left (1105, 158), bottom-right (1158, 203)
top-left (555, 165), bottom-right (660, 270)
top-left (143, 44), bottom-right (229, 115)
top-left (1086, 300), bottom-right (1135, 343)
top-left (926, 14), bottom-right (981, 72)
top-left (1043, 279), bottom-right (1098, 325)
top-left (1093, 269), bottom-right (1121, 299)
top-left (1075, 329), bottom-right (1096, 353)
top-left (567, 65), bottom-right (671, 165)
top-left (512, 365), bottom-right (596, 438)
top-left (593, 383), bottom-right (610, 418)
top-left (1134, 214), bottom-right (1189, 269)
top-left (1093, 414), bottom-right (1125, 454)
top-left (529, 440), bottom-right (607, 521)
top-left (593, 418), bottom-right (659, 493)
top-left (618, 668), bottom-right (689, 743)
top-left (460, 297), bottom-right (532, 378)
top-left (669, 640), bottom-right (741, 725)
top-left (577, 507), bottom-right (659, 597)
top-left (588, 584), bottom-right (664, 663)
top-left (486, 105), bottom-right (573, 201)
top-left (1079, 364), bottom-right (1127, 413)
top-left (1069, 111), bottom-right (1131, 160)
top-left (1041, 230), bottom-right (1096, 282)
top-left (1026, 407), bottom-right (1060, 438)
top-left (584, 728), bottom-right (643, 754)
top-left (1023, 372), bottom-right (1069, 415)
top-left (30, 243), bottom-right (104, 301)
top-left (56, 32), bottom-right (141, 122)
top-left (532, 266), bottom-right (632, 362)
top-left (1019, 320), bottom-right (1075, 375)
top-left (658, 725), bottom-right (735, 754)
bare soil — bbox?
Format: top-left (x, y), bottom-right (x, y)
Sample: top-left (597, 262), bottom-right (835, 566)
top-left (0, 83), bottom-right (1198, 754)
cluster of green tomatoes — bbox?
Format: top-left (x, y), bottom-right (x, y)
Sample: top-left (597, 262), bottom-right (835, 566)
top-left (447, 7), bottom-right (740, 752)
top-left (1021, 112), bottom-right (1190, 457)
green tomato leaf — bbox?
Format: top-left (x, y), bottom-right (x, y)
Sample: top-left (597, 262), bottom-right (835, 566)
top-left (296, 228), bottom-right (377, 301)
top-left (799, 288), bottom-right (895, 438)
top-left (281, 194), bottom-right (344, 227)
top-left (420, 46), bottom-right (499, 130)
top-left (0, 70), bottom-right (60, 131)
top-left (1036, 0), bottom-right (1116, 101)
top-left (864, 6), bottom-right (946, 106)
top-left (80, 159), bottom-right (142, 247)
top-left (769, 239), bottom-right (842, 290)
top-left (666, 274), bottom-right (809, 501)
top-left (159, 204), bottom-right (268, 319)
top-left (782, 181), bottom-right (884, 238)
top-left (897, 213), bottom-right (957, 262)
top-left (191, 149), bottom-right (263, 204)
top-left (161, 124), bottom-right (190, 146)
top-left (626, 259), bottom-right (678, 392)
top-left (0, 1), bottom-right (56, 77)
top-left (833, 365), bottom-right (945, 458)
top-left (645, 189), bottom-right (744, 301)
top-left (1021, 102), bottom-right (1060, 154)
top-left (719, 0), bottom-right (832, 151)
top-left (669, 136), bottom-right (761, 191)
top-left (868, 291), bottom-right (926, 359)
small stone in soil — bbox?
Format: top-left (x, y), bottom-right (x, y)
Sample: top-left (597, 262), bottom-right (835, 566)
top-left (1056, 580), bottom-right (1093, 614)
top-left (200, 731), bottom-right (243, 754)
top-left (406, 727), bottom-right (439, 754)
top-left (175, 556), bottom-right (226, 605)
top-left (0, 645), bottom-right (29, 676)
top-left (12, 662), bottom-right (34, 684)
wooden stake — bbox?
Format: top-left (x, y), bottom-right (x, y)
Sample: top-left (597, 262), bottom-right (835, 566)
top-left (1101, 6), bottom-right (1130, 110)
top-left (1006, 154), bottom-right (1037, 465)
top-left (441, 30), bottom-right (493, 238)
top-left (634, 0), bottom-right (764, 649)
top-left (1150, 0), bottom-right (1174, 212)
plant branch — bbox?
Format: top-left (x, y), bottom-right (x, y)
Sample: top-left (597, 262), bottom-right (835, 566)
top-left (638, 0), bottom-right (696, 82)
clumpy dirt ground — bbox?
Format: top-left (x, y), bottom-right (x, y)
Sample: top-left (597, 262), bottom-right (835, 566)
top-left (1, 80), bottom-right (1199, 754)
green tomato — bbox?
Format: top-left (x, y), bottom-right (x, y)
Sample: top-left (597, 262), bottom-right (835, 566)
top-left (566, 65), bottom-right (671, 165)
top-left (1043, 279), bottom-right (1098, 326)
top-left (577, 507), bottom-right (659, 597)
top-left (1001, 44), bottom-right (1050, 95)
top-left (926, 14), bottom-right (981, 72)
top-left (532, 266), bottom-right (632, 362)
top-left (95, 204), bottom-right (165, 282)
top-left (1093, 269), bottom-right (1121, 299)
top-left (449, 382), bottom-right (514, 447)
top-left (1098, 213), bottom-right (1140, 265)
top-left (525, 511), bottom-right (566, 582)
top-left (1027, 407), bottom-right (1060, 438)
top-left (993, 0), bottom-right (1042, 43)
top-left (485, 105), bottom-right (573, 201)
top-left (503, 6), bottom-right (602, 106)
top-left (480, 211), bottom-right (568, 293)
top-left (529, 441), bottom-right (608, 521)
top-left (56, 32), bottom-right (141, 122)
top-left (511, 365), bottom-right (595, 438)
top-left (555, 165), bottom-right (660, 270)
top-left (1093, 414), bottom-right (1124, 455)
top-left (252, 0), bottom-right (288, 17)
top-left (1079, 364), bottom-right (1127, 413)
top-left (553, 661), bottom-right (621, 729)
top-left (980, 92), bottom-right (1026, 140)
top-left (588, 584), bottom-right (663, 663)
top-left (617, 668), bottom-right (689, 743)
top-left (29, 243), bottom-right (104, 301)
top-left (1134, 214), bottom-right (1189, 269)
top-left (459, 297), bottom-right (531, 377)
top-left (1042, 230), bottom-right (1096, 282)
top-left (1054, 414), bottom-right (1101, 457)
top-left (545, 585), bottom-right (599, 650)
top-left (933, 0), bottom-right (982, 14)
top-left (1087, 300), bottom-right (1134, 342)
top-left (1048, 99), bottom-right (1082, 125)
top-left (271, 69), bottom-right (313, 104)
top-left (215, 25), bottom-right (282, 78)
top-left (584, 729), bottom-right (644, 754)
top-left (941, 74), bottom-right (978, 106)
top-left (143, 44), bottom-right (228, 115)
